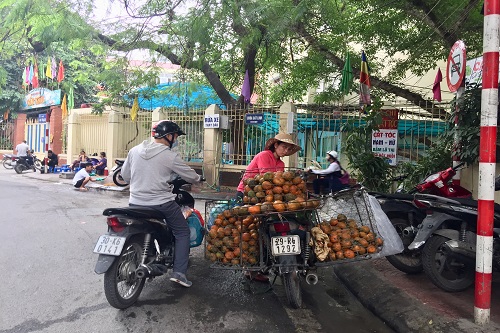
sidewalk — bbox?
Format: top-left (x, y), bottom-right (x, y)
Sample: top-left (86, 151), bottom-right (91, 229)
top-left (22, 170), bottom-right (500, 332)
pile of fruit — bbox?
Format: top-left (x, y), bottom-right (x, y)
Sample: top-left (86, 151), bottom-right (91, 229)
top-left (205, 209), bottom-right (261, 266)
top-left (310, 213), bottom-right (383, 262)
top-left (240, 170), bottom-right (320, 214)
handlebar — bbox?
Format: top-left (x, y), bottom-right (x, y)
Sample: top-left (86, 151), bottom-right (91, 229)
top-left (452, 162), bottom-right (465, 170)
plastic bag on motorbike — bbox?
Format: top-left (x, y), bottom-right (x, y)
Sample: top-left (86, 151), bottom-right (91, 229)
top-left (188, 208), bottom-right (205, 248)
top-left (367, 195), bottom-right (404, 258)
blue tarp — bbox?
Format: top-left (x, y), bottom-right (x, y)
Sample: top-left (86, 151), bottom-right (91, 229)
top-left (130, 82), bottom-right (233, 110)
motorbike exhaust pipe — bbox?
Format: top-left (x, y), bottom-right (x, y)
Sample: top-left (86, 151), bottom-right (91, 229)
top-left (402, 226), bottom-right (416, 237)
top-left (135, 266), bottom-right (150, 279)
top-left (305, 273), bottom-right (319, 285)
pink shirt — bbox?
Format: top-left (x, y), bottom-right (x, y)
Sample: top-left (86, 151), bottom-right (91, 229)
top-left (237, 150), bottom-right (285, 192)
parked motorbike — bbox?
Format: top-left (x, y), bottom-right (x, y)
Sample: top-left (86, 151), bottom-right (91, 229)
top-left (416, 179), bottom-right (500, 292)
top-left (94, 176), bottom-right (204, 309)
top-left (373, 162), bottom-right (472, 274)
top-left (112, 159), bottom-right (127, 187)
top-left (14, 154), bottom-right (42, 174)
top-left (2, 154), bottom-right (17, 169)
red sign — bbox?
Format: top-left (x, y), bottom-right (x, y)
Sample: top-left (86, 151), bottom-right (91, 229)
top-left (446, 40), bottom-right (467, 92)
top-left (380, 109), bottom-right (398, 129)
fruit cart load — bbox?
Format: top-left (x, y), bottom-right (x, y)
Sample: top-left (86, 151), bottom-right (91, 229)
top-left (312, 189), bottom-right (403, 264)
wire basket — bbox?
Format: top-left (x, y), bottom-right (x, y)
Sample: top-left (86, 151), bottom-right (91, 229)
top-left (204, 199), bottom-right (265, 271)
top-left (311, 188), bottom-right (384, 266)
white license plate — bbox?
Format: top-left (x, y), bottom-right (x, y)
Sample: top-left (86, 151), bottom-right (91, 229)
top-left (271, 235), bottom-right (301, 256)
top-left (93, 235), bottom-right (126, 256)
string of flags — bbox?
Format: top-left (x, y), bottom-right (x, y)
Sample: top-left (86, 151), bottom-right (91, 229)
top-left (22, 57), bottom-right (64, 89)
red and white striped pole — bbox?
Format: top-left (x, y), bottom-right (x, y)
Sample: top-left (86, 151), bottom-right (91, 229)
top-left (475, 0), bottom-right (499, 325)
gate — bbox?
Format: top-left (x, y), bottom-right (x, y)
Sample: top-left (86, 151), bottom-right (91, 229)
top-left (26, 118), bottom-right (48, 153)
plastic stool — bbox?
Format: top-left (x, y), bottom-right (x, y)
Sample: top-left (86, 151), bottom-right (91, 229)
top-left (74, 167), bottom-right (82, 172)
top-left (54, 167), bottom-right (62, 173)
top-left (61, 166), bottom-right (71, 172)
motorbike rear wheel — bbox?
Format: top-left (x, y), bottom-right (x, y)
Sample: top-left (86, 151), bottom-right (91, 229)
top-left (103, 240), bottom-right (146, 309)
top-left (385, 217), bottom-right (423, 274)
top-left (112, 169), bottom-right (128, 187)
top-left (422, 234), bottom-right (475, 292)
top-left (3, 159), bottom-right (13, 169)
top-left (281, 271), bottom-right (302, 309)
top-left (34, 159), bottom-right (42, 171)
top-left (14, 164), bottom-right (25, 174)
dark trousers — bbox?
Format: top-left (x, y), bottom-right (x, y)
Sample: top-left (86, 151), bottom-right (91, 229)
top-left (313, 176), bottom-right (343, 194)
top-left (130, 201), bottom-right (190, 275)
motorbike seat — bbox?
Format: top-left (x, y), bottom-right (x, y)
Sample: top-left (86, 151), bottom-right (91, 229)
top-left (103, 207), bottom-right (165, 220)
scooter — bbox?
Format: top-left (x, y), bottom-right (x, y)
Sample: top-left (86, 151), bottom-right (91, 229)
top-left (2, 154), bottom-right (17, 169)
top-left (14, 154), bottom-right (42, 174)
top-left (415, 192), bottom-right (500, 292)
top-left (111, 159), bottom-right (127, 187)
top-left (373, 162), bottom-right (472, 274)
top-left (94, 176), bottom-right (205, 309)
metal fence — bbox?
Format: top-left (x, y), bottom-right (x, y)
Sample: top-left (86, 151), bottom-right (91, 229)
top-left (208, 101), bottom-right (451, 170)
top-left (118, 112), bottom-right (153, 157)
top-left (162, 107), bottom-right (205, 162)
top-left (0, 119), bottom-right (15, 150)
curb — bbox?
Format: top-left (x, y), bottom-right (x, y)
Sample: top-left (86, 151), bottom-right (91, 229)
top-left (334, 261), bottom-right (500, 333)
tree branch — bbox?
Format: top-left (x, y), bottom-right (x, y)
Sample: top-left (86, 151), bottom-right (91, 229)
top-left (293, 22), bottom-right (447, 118)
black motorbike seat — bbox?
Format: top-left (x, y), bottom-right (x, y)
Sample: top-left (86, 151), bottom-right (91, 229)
top-left (103, 207), bottom-right (165, 220)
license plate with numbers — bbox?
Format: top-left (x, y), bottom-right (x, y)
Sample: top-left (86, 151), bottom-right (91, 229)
top-left (271, 235), bottom-right (301, 256)
top-left (93, 235), bottom-right (126, 256)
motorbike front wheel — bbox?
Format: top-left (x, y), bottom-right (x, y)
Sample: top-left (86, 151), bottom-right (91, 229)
top-left (112, 169), bottom-right (128, 187)
top-left (14, 164), bottom-right (25, 174)
top-left (422, 234), bottom-right (475, 292)
top-left (3, 159), bottom-right (13, 169)
top-left (103, 240), bottom-right (146, 309)
top-left (281, 271), bottom-right (302, 309)
top-left (385, 217), bottom-right (423, 274)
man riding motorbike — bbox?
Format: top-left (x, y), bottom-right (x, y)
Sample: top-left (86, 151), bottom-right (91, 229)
top-left (121, 120), bottom-right (202, 288)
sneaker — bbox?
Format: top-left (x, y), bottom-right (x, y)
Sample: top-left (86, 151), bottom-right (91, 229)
top-left (169, 272), bottom-right (192, 288)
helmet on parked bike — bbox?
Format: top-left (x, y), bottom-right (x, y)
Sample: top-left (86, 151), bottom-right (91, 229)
top-left (326, 150), bottom-right (338, 159)
top-left (152, 120), bottom-right (186, 139)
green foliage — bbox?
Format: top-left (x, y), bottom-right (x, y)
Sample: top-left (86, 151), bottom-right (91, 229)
top-left (440, 84), bottom-right (481, 165)
top-left (341, 99), bottom-right (394, 192)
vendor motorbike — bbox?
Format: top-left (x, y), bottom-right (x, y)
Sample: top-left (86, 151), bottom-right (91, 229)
top-left (374, 162), bottom-right (471, 274)
top-left (258, 211), bottom-right (315, 309)
top-left (14, 155), bottom-right (42, 174)
top-left (2, 154), bottom-right (17, 169)
top-left (415, 193), bottom-right (500, 292)
top-left (112, 159), bottom-right (127, 187)
top-left (94, 176), bottom-right (204, 309)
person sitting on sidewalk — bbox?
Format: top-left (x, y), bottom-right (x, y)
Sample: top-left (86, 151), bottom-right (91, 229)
top-left (43, 150), bottom-right (59, 172)
top-left (72, 162), bottom-right (95, 191)
top-left (70, 150), bottom-right (89, 171)
top-left (93, 152), bottom-right (107, 175)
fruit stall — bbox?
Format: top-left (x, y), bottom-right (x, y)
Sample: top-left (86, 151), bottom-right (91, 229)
top-left (204, 169), bottom-right (384, 270)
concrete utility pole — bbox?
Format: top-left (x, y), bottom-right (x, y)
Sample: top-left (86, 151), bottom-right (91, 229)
top-left (475, 0), bottom-right (499, 325)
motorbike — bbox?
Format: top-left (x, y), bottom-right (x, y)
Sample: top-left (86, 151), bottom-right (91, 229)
top-left (373, 162), bottom-right (472, 274)
top-left (258, 210), bottom-right (316, 309)
top-left (94, 176), bottom-right (205, 309)
top-left (14, 155), bottom-right (42, 174)
top-left (112, 159), bottom-right (127, 187)
top-left (414, 192), bottom-right (500, 292)
top-left (2, 154), bottom-right (17, 169)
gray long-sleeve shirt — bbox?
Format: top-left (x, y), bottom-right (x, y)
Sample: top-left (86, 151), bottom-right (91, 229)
top-left (121, 140), bottom-right (201, 205)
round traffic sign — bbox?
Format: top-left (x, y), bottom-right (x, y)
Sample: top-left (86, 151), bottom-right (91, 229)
top-left (446, 40), bottom-right (466, 92)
